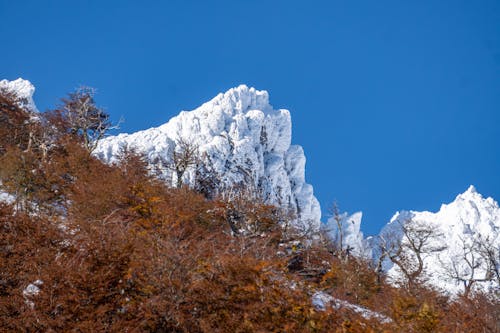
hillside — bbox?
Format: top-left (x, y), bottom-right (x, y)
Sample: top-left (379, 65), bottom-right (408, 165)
top-left (0, 79), bottom-right (499, 332)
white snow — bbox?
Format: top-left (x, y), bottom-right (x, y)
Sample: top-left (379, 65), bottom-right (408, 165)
top-left (23, 279), bottom-right (43, 297)
top-left (0, 78), bottom-right (39, 113)
top-left (0, 188), bottom-right (14, 204)
top-left (95, 85), bottom-right (321, 231)
top-left (312, 291), bottom-right (392, 323)
top-left (375, 185), bottom-right (500, 296)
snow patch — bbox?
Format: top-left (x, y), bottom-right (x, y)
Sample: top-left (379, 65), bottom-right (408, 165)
top-left (0, 190), bottom-right (14, 204)
top-left (23, 280), bottom-right (43, 297)
top-left (312, 291), bottom-right (392, 323)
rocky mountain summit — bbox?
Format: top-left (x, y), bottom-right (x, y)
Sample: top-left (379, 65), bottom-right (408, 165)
top-left (95, 85), bottom-right (321, 231)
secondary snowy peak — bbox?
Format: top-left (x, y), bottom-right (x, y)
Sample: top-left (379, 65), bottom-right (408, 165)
top-left (203, 85), bottom-right (273, 115)
top-left (378, 186), bottom-right (500, 296)
top-left (387, 185), bottom-right (499, 239)
top-left (0, 78), bottom-right (39, 113)
top-left (95, 85), bottom-right (321, 231)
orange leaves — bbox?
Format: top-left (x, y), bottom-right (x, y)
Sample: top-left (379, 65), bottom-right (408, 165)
top-left (0, 92), bottom-right (31, 153)
top-left (1, 92), bottom-right (499, 332)
top-left (125, 184), bottom-right (164, 229)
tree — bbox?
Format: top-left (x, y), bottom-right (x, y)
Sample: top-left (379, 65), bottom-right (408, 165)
top-left (478, 236), bottom-right (500, 289)
top-left (170, 137), bottom-right (199, 188)
top-left (324, 202), bottom-right (358, 262)
top-left (194, 152), bottom-right (221, 199)
top-left (378, 219), bottom-right (446, 291)
top-left (440, 234), bottom-right (500, 297)
top-left (330, 202), bottom-right (344, 256)
top-left (60, 86), bottom-right (112, 152)
top-left (0, 91), bottom-right (32, 154)
top-left (153, 136), bottom-right (199, 188)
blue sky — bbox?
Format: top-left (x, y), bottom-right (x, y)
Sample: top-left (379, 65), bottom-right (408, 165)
top-left (1, 0), bottom-right (499, 235)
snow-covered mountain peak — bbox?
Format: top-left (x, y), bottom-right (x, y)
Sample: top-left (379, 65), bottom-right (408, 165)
top-left (452, 184), bottom-right (482, 203)
top-left (96, 85), bottom-right (321, 231)
top-left (377, 186), bottom-right (500, 295)
top-left (203, 84), bottom-right (273, 115)
top-left (384, 186), bottom-right (498, 231)
top-left (0, 78), bottom-right (39, 112)
top-left (464, 184), bottom-right (477, 194)
top-left (436, 186), bottom-right (499, 231)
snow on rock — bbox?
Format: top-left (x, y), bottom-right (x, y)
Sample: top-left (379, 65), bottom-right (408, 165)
top-left (23, 280), bottom-right (43, 297)
top-left (312, 291), bottom-right (392, 323)
top-left (376, 186), bottom-right (500, 296)
top-left (323, 211), bottom-right (371, 258)
top-left (0, 190), bottom-right (15, 204)
top-left (23, 279), bottom-right (43, 309)
top-left (0, 78), bottom-right (39, 112)
top-left (95, 85), bottom-right (321, 231)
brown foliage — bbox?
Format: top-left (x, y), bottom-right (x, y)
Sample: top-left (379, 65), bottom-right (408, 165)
top-left (0, 91), bottom-right (32, 153)
top-left (442, 294), bottom-right (500, 332)
top-left (1, 87), bottom-right (499, 332)
top-left (320, 256), bottom-right (381, 306)
top-left (0, 205), bottom-right (64, 331)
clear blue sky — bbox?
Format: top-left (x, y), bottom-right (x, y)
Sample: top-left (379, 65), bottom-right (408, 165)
top-left (1, 0), bottom-right (499, 235)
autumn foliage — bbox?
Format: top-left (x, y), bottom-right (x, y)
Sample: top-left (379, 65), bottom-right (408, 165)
top-left (1, 89), bottom-right (499, 332)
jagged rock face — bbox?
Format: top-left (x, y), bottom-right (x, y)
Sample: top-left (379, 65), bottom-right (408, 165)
top-left (95, 85), bottom-right (321, 231)
top-left (0, 78), bottom-right (39, 113)
top-left (376, 186), bottom-right (500, 296)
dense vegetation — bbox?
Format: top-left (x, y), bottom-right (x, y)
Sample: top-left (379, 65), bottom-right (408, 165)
top-left (0, 89), bottom-right (499, 332)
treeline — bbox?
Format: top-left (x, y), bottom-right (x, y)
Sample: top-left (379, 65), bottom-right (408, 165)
top-left (0, 88), bottom-right (499, 332)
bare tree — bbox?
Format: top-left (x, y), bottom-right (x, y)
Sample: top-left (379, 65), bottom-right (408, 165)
top-left (330, 202), bottom-right (344, 255)
top-left (61, 87), bottom-right (113, 152)
top-left (194, 152), bottom-right (221, 199)
top-left (378, 219), bottom-right (446, 291)
top-left (440, 234), bottom-right (499, 297)
top-left (152, 136), bottom-right (199, 188)
top-left (323, 203), bottom-right (371, 264)
top-left (171, 137), bottom-right (199, 188)
top-left (478, 236), bottom-right (500, 287)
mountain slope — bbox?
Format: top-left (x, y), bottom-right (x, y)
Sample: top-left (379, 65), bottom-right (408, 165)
top-left (95, 85), bottom-right (321, 231)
